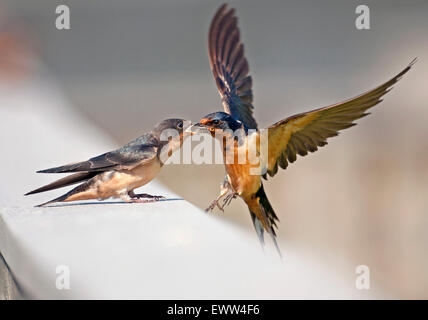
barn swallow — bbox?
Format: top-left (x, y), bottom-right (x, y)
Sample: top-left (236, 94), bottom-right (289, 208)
top-left (188, 4), bottom-right (415, 254)
top-left (26, 119), bottom-right (189, 207)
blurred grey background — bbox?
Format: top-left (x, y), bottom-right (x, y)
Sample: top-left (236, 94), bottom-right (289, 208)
top-left (1, 0), bottom-right (427, 298)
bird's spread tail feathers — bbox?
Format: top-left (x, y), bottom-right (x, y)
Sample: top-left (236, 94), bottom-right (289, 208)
top-left (249, 184), bottom-right (282, 257)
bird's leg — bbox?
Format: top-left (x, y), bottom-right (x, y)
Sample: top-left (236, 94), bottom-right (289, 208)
top-left (206, 176), bottom-right (234, 212)
top-left (125, 190), bottom-right (165, 203)
top-left (222, 191), bottom-right (238, 208)
top-left (206, 191), bottom-right (228, 212)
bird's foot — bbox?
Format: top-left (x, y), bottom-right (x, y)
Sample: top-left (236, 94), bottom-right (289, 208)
top-left (128, 191), bottom-right (165, 201)
top-left (222, 191), bottom-right (238, 207)
top-left (129, 198), bottom-right (159, 203)
top-left (205, 199), bottom-right (224, 213)
top-left (205, 191), bottom-right (237, 212)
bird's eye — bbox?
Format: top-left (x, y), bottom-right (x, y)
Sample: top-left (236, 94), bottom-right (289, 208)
top-left (177, 122), bottom-right (183, 129)
top-left (212, 120), bottom-right (220, 125)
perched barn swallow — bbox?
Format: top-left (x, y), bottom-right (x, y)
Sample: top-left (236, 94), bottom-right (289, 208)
top-left (26, 119), bottom-right (188, 207)
top-left (188, 4), bottom-right (415, 254)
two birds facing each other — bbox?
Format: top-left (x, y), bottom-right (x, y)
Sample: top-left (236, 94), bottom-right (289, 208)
top-left (25, 4), bottom-right (416, 256)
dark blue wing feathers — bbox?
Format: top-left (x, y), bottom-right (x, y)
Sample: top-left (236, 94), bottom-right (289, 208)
top-left (208, 4), bottom-right (258, 130)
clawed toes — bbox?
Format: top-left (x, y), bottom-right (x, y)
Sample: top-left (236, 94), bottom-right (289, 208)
top-left (205, 202), bottom-right (218, 212)
top-left (205, 200), bottom-right (224, 212)
top-left (132, 193), bottom-right (166, 201)
top-left (130, 196), bottom-right (165, 203)
top-left (222, 192), bottom-right (237, 207)
top-left (130, 198), bottom-right (156, 203)
top-left (216, 203), bottom-right (225, 212)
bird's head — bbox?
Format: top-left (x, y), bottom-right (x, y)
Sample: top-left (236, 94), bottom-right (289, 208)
top-left (186, 112), bottom-right (244, 138)
top-left (153, 118), bottom-right (186, 133)
top-left (152, 118), bottom-right (192, 150)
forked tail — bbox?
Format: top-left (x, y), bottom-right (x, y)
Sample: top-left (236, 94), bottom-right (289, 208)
top-left (25, 171), bottom-right (98, 196)
top-left (25, 171), bottom-right (98, 207)
top-left (34, 179), bottom-right (93, 207)
top-left (249, 183), bottom-right (282, 257)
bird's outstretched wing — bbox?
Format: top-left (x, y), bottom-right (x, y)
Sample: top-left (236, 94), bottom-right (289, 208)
top-left (38, 144), bottom-right (158, 173)
top-left (264, 60), bottom-right (416, 178)
top-left (208, 4), bottom-right (257, 130)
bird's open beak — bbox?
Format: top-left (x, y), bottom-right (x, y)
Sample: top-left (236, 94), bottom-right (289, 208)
top-left (185, 123), bottom-right (209, 135)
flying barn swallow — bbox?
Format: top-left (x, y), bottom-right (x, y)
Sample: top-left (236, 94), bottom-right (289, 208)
top-left (188, 4), bottom-right (415, 254)
top-left (26, 119), bottom-right (188, 207)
